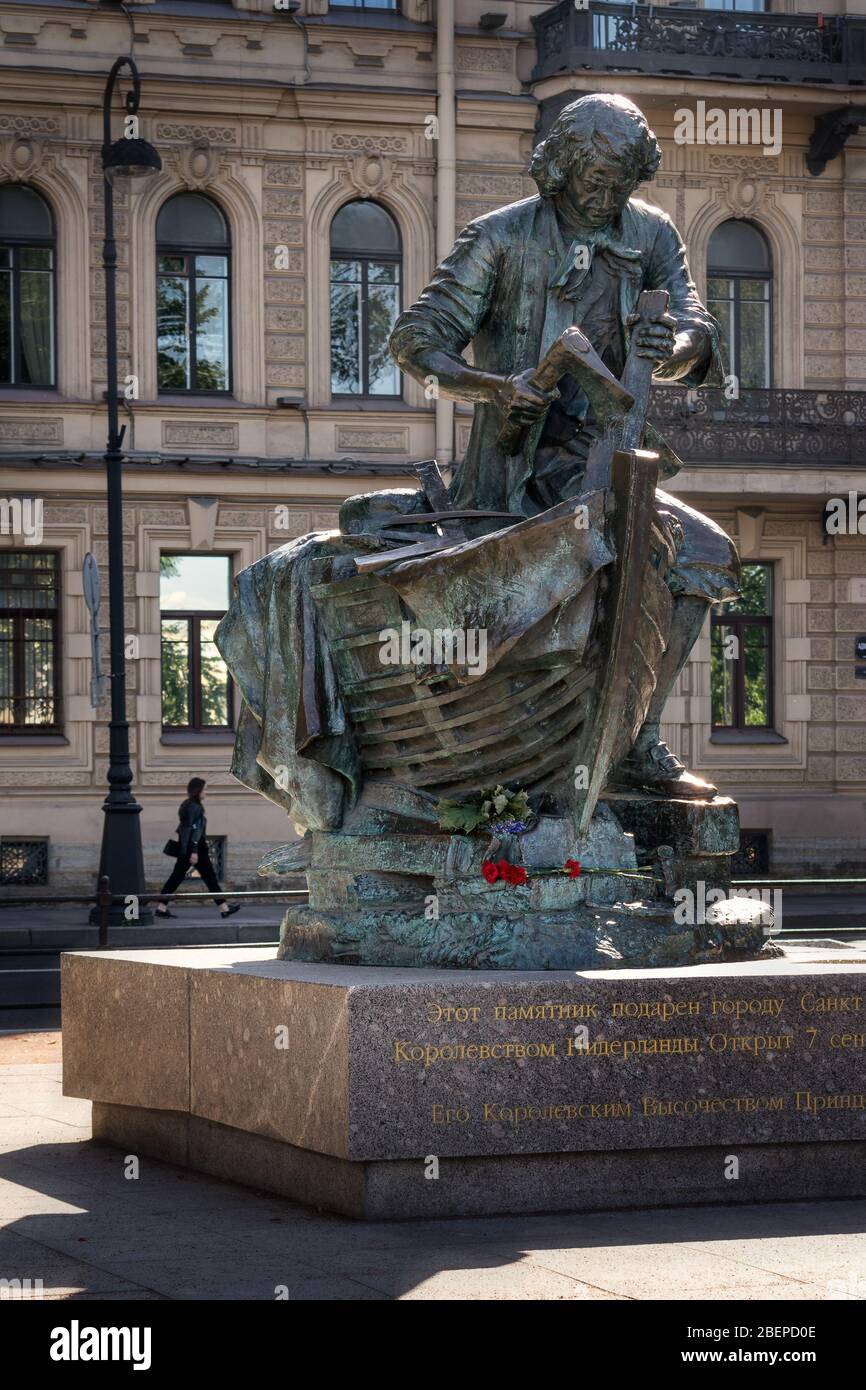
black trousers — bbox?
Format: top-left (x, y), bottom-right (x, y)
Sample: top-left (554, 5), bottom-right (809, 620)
top-left (160, 838), bottom-right (225, 907)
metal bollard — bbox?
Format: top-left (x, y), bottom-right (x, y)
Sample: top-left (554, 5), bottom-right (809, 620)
top-left (97, 874), bottom-right (111, 949)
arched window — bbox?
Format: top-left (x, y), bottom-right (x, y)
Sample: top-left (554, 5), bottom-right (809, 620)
top-left (330, 200), bottom-right (401, 397)
top-left (156, 193), bottom-right (231, 393)
top-left (707, 220), bottom-right (772, 389)
top-left (0, 185), bottom-right (55, 388)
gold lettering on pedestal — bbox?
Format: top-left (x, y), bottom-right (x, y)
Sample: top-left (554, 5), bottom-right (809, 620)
top-left (642, 1094), bottom-right (786, 1117)
top-left (795, 1090), bottom-right (866, 1114)
top-left (427, 1003), bottom-right (482, 1024)
top-left (799, 993), bottom-right (863, 1014)
top-left (431, 1104), bottom-right (470, 1125)
top-left (394, 1040), bottom-right (557, 1067)
top-left (421, 1090), bottom-right (866, 1129)
top-left (482, 1100), bottom-right (631, 1126)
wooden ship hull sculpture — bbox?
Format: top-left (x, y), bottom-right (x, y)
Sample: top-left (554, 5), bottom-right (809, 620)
top-left (267, 292), bottom-right (774, 968)
top-left (307, 452), bottom-right (667, 824)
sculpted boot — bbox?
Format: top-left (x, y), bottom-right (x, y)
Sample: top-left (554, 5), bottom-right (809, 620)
top-left (612, 594), bottom-right (718, 800)
top-left (615, 719), bottom-right (717, 799)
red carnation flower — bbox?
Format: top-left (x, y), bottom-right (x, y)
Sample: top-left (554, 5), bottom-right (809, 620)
top-left (496, 858), bottom-right (511, 877)
top-left (565, 859), bottom-right (582, 878)
top-left (481, 861), bottom-right (499, 884)
top-left (508, 865), bottom-right (528, 886)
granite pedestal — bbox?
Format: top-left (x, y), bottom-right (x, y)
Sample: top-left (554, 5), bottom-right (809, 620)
top-left (61, 946), bottom-right (866, 1219)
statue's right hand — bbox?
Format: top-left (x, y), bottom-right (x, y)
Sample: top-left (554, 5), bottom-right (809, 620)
top-left (493, 369), bottom-right (559, 425)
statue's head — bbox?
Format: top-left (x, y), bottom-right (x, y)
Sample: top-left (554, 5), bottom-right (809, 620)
top-left (529, 94), bottom-right (661, 228)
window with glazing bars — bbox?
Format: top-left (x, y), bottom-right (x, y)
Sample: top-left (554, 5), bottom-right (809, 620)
top-left (711, 562), bottom-right (774, 731)
top-left (0, 551), bottom-right (61, 734)
top-left (160, 554), bottom-right (232, 731)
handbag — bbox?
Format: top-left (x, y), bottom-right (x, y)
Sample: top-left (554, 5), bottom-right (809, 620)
top-left (163, 838), bottom-right (181, 858)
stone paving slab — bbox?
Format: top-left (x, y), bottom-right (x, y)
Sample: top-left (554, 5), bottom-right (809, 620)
top-left (0, 1229), bottom-right (155, 1299)
top-left (0, 1031), bottom-right (62, 1064)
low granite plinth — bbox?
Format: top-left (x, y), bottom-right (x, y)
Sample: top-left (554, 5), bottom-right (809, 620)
top-left (63, 948), bottom-right (866, 1219)
top-left (90, 1103), bottom-right (866, 1220)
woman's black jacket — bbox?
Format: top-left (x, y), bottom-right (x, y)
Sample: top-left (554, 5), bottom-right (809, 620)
top-left (177, 798), bottom-right (206, 856)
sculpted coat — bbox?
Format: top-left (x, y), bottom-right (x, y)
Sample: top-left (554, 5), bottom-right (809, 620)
top-left (390, 193), bottom-right (724, 518)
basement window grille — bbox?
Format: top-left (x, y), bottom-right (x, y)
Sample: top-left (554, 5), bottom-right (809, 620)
top-left (733, 831), bottom-right (770, 877)
top-left (0, 837), bottom-right (48, 885)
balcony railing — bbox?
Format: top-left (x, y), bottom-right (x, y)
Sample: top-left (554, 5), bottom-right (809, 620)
top-left (532, 2), bottom-right (866, 87)
top-left (650, 387), bottom-right (866, 469)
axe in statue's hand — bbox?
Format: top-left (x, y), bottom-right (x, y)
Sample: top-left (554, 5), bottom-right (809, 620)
top-left (496, 326), bottom-right (634, 458)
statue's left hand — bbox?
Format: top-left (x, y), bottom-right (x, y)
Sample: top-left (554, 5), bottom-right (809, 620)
top-left (627, 308), bottom-right (678, 365)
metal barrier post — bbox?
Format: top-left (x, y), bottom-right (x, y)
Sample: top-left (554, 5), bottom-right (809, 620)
top-left (97, 875), bottom-right (111, 950)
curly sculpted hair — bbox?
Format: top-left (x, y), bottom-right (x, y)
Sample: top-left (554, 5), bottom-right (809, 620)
top-left (529, 94), bottom-right (661, 198)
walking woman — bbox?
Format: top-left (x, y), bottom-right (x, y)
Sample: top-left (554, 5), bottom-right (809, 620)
top-left (156, 777), bottom-right (239, 918)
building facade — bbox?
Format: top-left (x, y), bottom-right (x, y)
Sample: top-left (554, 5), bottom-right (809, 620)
top-left (0, 0), bottom-right (864, 893)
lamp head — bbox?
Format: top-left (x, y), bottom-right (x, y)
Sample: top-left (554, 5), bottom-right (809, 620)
top-left (103, 135), bottom-right (162, 184)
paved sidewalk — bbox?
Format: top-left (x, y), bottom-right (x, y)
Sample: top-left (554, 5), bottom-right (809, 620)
top-left (0, 901), bottom-right (286, 944)
top-left (0, 1056), bottom-right (864, 1301)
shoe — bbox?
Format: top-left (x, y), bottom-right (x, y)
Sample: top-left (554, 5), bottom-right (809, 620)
top-left (155, 908), bottom-right (175, 919)
top-left (615, 739), bottom-right (718, 800)
top-left (220, 905), bottom-right (240, 917)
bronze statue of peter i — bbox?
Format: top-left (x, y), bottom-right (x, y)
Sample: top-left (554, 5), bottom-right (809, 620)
top-left (389, 93), bottom-right (739, 800)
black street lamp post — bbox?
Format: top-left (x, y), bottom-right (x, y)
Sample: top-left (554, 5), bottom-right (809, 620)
top-left (91, 56), bottom-right (161, 926)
